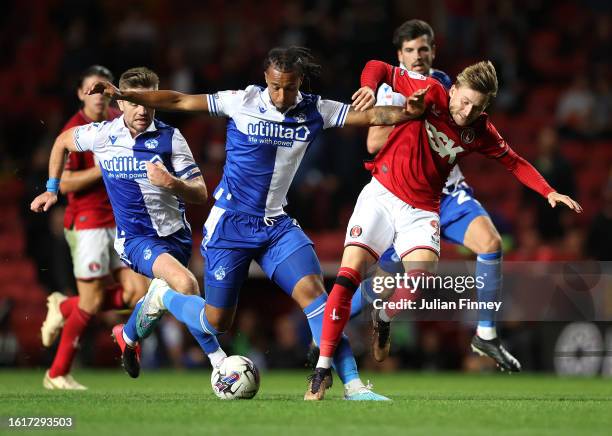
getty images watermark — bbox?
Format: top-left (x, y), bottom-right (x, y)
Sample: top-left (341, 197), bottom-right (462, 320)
top-left (361, 261), bottom-right (611, 322)
top-left (370, 271), bottom-right (502, 312)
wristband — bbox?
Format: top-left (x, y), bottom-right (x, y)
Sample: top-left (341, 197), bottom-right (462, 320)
top-left (46, 178), bottom-right (60, 194)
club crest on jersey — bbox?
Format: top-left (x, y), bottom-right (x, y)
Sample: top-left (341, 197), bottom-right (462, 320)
top-left (214, 266), bottom-right (226, 280)
top-left (294, 113), bottom-right (306, 123)
top-left (144, 138), bottom-right (158, 149)
top-left (460, 128), bottom-right (475, 144)
top-left (350, 225), bottom-right (362, 238)
top-left (88, 262), bottom-right (101, 272)
top-left (143, 248), bottom-right (152, 260)
top-left (425, 121), bottom-right (464, 164)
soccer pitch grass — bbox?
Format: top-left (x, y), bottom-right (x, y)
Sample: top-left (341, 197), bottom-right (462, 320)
top-left (1, 370), bottom-right (611, 435)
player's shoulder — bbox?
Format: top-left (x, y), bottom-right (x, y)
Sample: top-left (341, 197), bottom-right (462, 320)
top-left (152, 118), bottom-right (176, 132)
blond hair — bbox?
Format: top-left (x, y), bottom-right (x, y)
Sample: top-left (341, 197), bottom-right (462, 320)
top-left (456, 61), bottom-right (498, 99)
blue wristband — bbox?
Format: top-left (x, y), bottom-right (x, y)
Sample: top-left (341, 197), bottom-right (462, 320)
top-left (46, 178), bottom-right (60, 194)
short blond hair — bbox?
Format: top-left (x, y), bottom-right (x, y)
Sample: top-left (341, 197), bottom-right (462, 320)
top-left (456, 61), bottom-right (498, 99)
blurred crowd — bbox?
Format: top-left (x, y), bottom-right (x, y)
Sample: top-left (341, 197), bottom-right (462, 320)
top-left (0, 0), bottom-right (610, 371)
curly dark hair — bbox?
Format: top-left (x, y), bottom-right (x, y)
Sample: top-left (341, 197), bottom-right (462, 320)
top-left (263, 46), bottom-right (321, 80)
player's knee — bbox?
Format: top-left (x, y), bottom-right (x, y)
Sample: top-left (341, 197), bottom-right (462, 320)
top-left (477, 231), bottom-right (502, 255)
top-left (172, 273), bottom-right (199, 296)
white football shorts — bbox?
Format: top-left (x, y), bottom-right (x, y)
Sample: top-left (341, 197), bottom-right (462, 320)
top-left (64, 227), bottom-right (125, 279)
top-left (344, 178), bottom-right (441, 259)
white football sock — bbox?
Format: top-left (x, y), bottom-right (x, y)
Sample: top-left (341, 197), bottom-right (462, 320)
top-left (316, 356), bottom-right (333, 369)
top-left (477, 326), bottom-right (497, 340)
top-left (208, 348), bottom-right (228, 368)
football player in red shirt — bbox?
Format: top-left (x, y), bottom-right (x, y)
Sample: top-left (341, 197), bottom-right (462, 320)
top-left (306, 60), bottom-right (581, 399)
top-left (41, 66), bottom-right (148, 390)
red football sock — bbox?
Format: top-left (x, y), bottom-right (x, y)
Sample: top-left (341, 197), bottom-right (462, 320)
top-left (59, 296), bottom-right (79, 319)
top-left (48, 307), bottom-right (93, 378)
top-left (383, 269), bottom-right (431, 319)
top-left (101, 285), bottom-right (126, 311)
top-left (319, 267), bottom-right (361, 358)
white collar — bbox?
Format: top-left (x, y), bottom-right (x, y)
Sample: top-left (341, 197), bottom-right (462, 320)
top-left (263, 87), bottom-right (304, 114)
top-left (399, 63), bottom-right (433, 77)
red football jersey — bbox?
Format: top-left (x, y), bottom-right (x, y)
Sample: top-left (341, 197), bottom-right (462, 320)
top-left (62, 108), bottom-right (121, 230)
top-left (361, 61), bottom-right (554, 213)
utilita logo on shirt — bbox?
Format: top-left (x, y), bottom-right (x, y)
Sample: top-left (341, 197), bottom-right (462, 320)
top-left (101, 155), bottom-right (163, 180)
top-left (247, 121), bottom-right (310, 147)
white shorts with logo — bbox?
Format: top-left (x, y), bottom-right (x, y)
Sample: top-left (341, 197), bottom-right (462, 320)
top-left (64, 227), bottom-right (125, 279)
top-left (344, 178), bottom-right (441, 259)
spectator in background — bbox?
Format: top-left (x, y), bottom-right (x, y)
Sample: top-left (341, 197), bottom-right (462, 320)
top-left (524, 127), bottom-right (576, 242)
top-left (556, 76), bottom-right (595, 138)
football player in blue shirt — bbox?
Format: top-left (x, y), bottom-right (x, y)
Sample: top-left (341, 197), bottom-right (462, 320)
top-left (31, 67), bottom-right (226, 378)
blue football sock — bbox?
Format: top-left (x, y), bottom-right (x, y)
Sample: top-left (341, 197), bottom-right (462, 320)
top-left (350, 289), bottom-right (364, 319)
top-left (476, 251), bottom-right (502, 328)
top-left (123, 299), bottom-right (143, 344)
top-left (162, 291), bottom-right (220, 354)
top-left (304, 293), bottom-right (359, 384)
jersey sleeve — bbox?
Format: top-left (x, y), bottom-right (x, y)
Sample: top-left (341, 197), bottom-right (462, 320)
top-left (317, 98), bottom-right (350, 129)
top-left (206, 89), bottom-right (246, 118)
top-left (375, 83), bottom-right (407, 107)
top-left (476, 120), bottom-right (510, 159)
top-left (171, 129), bottom-right (201, 180)
top-left (73, 121), bottom-right (110, 152)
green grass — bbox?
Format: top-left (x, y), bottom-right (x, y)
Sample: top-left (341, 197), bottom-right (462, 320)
top-left (1, 370), bottom-right (611, 435)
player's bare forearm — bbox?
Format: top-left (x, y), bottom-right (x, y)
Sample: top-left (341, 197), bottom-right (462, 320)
top-left (367, 125), bottom-right (393, 154)
top-left (345, 106), bottom-right (414, 127)
top-left (60, 166), bottom-right (102, 194)
top-left (168, 175), bottom-right (208, 204)
top-left (120, 89), bottom-right (209, 112)
top-left (31, 128), bottom-right (78, 213)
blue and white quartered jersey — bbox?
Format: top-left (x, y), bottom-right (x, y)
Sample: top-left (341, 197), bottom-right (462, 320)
top-left (375, 66), bottom-right (467, 194)
top-left (206, 85), bottom-right (349, 217)
top-left (73, 116), bottom-right (201, 239)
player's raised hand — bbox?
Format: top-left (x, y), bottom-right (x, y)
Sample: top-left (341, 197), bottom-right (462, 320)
top-left (87, 80), bottom-right (122, 100)
top-left (547, 192), bottom-right (583, 213)
top-left (146, 161), bottom-right (174, 189)
top-left (351, 86), bottom-right (376, 112)
top-left (405, 85), bottom-right (430, 117)
top-left (30, 192), bottom-right (58, 213)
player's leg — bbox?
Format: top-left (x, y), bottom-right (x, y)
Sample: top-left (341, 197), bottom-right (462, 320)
top-left (441, 189), bottom-right (520, 371)
top-left (370, 204), bottom-right (441, 362)
top-left (461, 215), bottom-right (521, 372)
top-left (351, 247), bottom-right (404, 318)
top-left (43, 228), bottom-right (116, 390)
top-left (371, 248), bottom-right (439, 362)
top-left (309, 179), bottom-right (394, 398)
top-left (112, 267), bottom-right (149, 309)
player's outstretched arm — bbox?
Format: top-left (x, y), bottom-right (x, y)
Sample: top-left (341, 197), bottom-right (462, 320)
top-left (88, 81), bottom-right (210, 113)
top-left (145, 162), bottom-right (208, 204)
top-left (30, 128), bottom-right (79, 212)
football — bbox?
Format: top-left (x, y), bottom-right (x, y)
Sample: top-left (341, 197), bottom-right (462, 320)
top-left (211, 355), bottom-right (260, 399)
